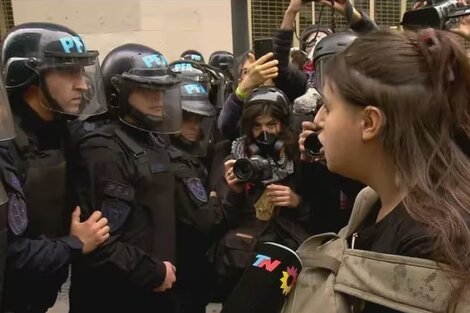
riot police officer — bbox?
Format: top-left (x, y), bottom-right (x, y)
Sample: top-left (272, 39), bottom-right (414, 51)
top-left (69, 43), bottom-right (181, 313)
top-left (0, 22), bottom-right (110, 312)
top-left (208, 50), bottom-right (234, 95)
top-left (170, 80), bottom-right (223, 313)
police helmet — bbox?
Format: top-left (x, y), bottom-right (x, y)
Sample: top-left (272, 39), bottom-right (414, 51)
top-left (312, 31), bottom-right (358, 95)
top-left (208, 50), bottom-right (234, 72)
top-left (101, 43), bottom-right (182, 134)
top-left (180, 50), bottom-right (205, 63)
top-left (2, 22), bottom-right (107, 117)
top-left (180, 80), bottom-right (216, 118)
top-left (170, 60), bottom-right (211, 92)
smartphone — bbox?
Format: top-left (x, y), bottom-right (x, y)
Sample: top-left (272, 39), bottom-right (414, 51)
top-left (253, 38), bottom-right (274, 60)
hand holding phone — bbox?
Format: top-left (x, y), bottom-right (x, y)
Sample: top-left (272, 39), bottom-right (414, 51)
top-left (253, 38), bottom-right (274, 60)
top-left (237, 52), bottom-right (278, 95)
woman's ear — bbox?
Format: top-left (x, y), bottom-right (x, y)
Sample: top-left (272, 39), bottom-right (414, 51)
top-left (360, 106), bottom-right (385, 142)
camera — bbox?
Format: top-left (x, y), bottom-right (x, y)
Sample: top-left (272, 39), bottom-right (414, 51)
top-left (402, 0), bottom-right (470, 29)
top-left (233, 156), bottom-right (273, 183)
top-left (304, 132), bottom-right (324, 158)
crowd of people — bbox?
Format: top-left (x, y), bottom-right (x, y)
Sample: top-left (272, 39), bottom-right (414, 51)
top-left (0, 0), bottom-right (469, 312)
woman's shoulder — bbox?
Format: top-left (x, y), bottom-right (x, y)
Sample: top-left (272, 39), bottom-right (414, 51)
top-left (357, 202), bottom-right (435, 260)
top-left (393, 205), bottom-right (436, 259)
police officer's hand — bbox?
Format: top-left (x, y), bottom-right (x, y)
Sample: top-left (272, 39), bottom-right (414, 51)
top-left (266, 184), bottom-right (300, 208)
top-left (153, 261), bottom-right (176, 292)
top-left (70, 206), bottom-right (110, 254)
top-left (238, 53), bottom-right (278, 96)
top-left (224, 160), bottom-right (243, 194)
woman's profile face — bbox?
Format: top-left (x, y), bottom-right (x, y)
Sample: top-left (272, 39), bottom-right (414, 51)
top-left (251, 114), bottom-right (281, 139)
top-left (314, 83), bottom-right (365, 178)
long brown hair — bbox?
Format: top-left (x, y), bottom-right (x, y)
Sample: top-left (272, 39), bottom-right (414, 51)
top-left (325, 29), bottom-right (470, 284)
top-left (240, 101), bottom-right (299, 160)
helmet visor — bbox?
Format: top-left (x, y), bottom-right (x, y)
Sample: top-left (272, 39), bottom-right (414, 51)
top-left (118, 76), bottom-right (182, 134)
top-left (38, 51), bottom-right (108, 118)
top-left (314, 55), bottom-right (330, 96)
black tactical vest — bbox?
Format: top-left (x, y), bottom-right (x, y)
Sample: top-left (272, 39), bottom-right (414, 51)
top-left (15, 127), bottom-right (68, 238)
top-left (81, 124), bottom-right (177, 262)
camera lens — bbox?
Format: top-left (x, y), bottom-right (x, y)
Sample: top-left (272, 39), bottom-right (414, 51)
top-left (233, 159), bottom-right (254, 183)
top-left (304, 132), bottom-right (323, 157)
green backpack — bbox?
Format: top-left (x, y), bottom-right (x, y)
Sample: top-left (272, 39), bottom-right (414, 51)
top-left (282, 187), bottom-right (470, 313)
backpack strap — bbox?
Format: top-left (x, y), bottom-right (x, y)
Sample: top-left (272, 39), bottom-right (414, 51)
top-left (339, 186), bottom-right (379, 239)
top-left (299, 253), bottom-right (341, 274)
top-left (334, 249), bottom-right (470, 313)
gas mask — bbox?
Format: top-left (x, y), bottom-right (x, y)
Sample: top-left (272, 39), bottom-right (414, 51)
top-left (250, 131), bottom-right (284, 159)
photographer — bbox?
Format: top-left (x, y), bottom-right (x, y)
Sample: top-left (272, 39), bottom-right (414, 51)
top-left (274, 0), bottom-right (378, 103)
top-left (214, 86), bottom-right (309, 298)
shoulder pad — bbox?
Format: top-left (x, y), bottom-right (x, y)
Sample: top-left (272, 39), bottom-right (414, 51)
top-left (114, 128), bottom-right (146, 159)
top-left (168, 146), bottom-right (184, 160)
top-left (77, 123), bottom-right (119, 147)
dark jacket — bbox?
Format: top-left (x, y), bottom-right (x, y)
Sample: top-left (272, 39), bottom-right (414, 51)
top-left (0, 138), bottom-right (82, 313)
top-left (217, 93), bottom-right (243, 141)
top-left (170, 137), bottom-right (223, 313)
top-left (299, 161), bottom-right (364, 235)
top-left (69, 122), bottom-right (177, 313)
top-left (214, 147), bottom-right (310, 290)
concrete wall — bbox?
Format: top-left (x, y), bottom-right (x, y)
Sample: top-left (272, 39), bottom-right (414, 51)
top-left (11, 0), bottom-right (233, 63)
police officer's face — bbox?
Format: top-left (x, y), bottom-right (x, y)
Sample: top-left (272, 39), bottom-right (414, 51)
top-left (128, 87), bottom-right (164, 117)
top-left (180, 112), bottom-right (202, 142)
top-left (252, 114), bottom-right (281, 139)
top-left (44, 67), bottom-right (88, 114)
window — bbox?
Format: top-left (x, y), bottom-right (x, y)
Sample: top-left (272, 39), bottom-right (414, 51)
top-left (0, 0), bottom-right (14, 40)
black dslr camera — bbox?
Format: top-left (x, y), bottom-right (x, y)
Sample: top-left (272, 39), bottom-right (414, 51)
top-left (402, 0), bottom-right (470, 29)
top-left (233, 156), bottom-right (273, 183)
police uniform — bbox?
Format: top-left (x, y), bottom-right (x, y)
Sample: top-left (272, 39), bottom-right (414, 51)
top-left (171, 136), bottom-right (223, 313)
top-left (69, 43), bottom-right (181, 313)
top-left (0, 141), bottom-right (83, 313)
top-left (70, 122), bottom-right (177, 313)
top-left (1, 22), bottom-right (107, 313)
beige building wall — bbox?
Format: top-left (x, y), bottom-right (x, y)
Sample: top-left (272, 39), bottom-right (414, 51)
top-left (11, 0), bottom-right (233, 63)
